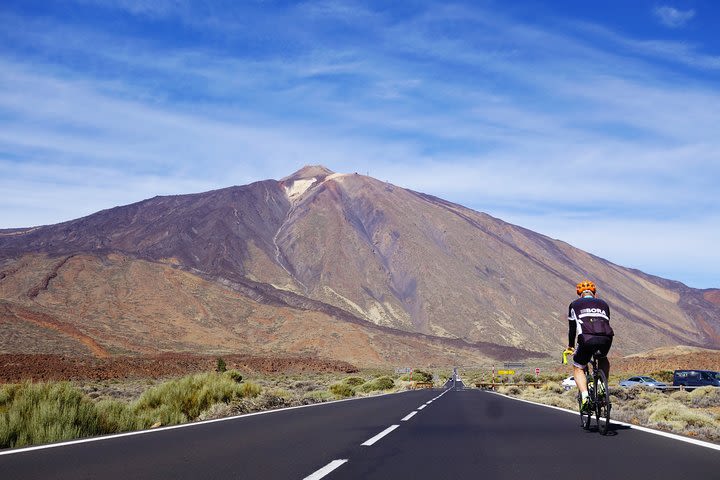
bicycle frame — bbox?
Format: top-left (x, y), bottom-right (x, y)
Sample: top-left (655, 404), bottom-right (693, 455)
top-left (563, 348), bottom-right (611, 435)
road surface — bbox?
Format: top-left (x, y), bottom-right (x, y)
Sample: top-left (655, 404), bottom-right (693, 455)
top-left (1, 386), bottom-right (717, 479)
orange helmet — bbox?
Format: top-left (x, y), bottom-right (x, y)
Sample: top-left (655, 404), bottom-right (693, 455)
top-left (576, 280), bottom-right (596, 296)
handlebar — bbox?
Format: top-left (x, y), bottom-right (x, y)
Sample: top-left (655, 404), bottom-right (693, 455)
top-left (561, 348), bottom-right (574, 365)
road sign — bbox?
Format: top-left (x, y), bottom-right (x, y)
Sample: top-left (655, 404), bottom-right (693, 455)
top-left (497, 370), bottom-right (515, 375)
top-left (504, 362), bottom-right (525, 368)
top-left (535, 368), bottom-right (540, 375)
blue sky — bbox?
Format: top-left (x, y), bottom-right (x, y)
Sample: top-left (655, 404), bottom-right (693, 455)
top-left (1, 0), bottom-right (718, 289)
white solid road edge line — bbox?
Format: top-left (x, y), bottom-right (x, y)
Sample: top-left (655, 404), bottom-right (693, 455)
top-left (401, 411), bottom-right (418, 421)
top-left (361, 425), bottom-right (400, 446)
top-left (303, 459), bottom-right (348, 480)
top-left (486, 391), bottom-right (720, 452)
top-left (0, 389), bottom-right (418, 457)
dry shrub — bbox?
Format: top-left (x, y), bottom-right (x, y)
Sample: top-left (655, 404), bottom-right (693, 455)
top-left (541, 382), bottom-right (563, 394)
top-left (688, 386), bottom-right (720, 408)
top-left (498, 385), bottom-right (521, 395)
top-left (196, 402), bottom-right (235, 421)
top-left (302, 390), bottom-right (333, 402)
top-left (670, 390), bottom-right (690, 404)
top-left (647, 400), bottom-right (716, 430)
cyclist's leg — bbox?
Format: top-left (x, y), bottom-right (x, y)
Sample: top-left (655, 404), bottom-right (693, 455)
top-left (598, 356), bottom-right (609, 381)
top-left (572, 337), bottom-right (593, 394)
top-left (573, 364), bottom-right (588, 392)
top-left (596, 336), bottom-right (613, 380)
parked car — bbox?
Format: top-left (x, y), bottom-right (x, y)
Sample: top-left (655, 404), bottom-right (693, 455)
top-left (561, 376), bottom-right (576, 390)
top-left (673, 370), bottom-right (720, 390)
top-left (619, 376), bottom-right (667, 389)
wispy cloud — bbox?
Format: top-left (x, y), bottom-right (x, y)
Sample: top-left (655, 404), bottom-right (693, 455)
top-left (0, 1), bottom-right (718, 287)
top-left (653, 6), bottom-right (696, 28)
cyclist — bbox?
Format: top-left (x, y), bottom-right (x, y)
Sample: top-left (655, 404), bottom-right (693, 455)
top-left (563, 280), bottom-right (614, 412)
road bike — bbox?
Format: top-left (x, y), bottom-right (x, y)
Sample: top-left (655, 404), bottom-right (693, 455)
top-left (562, 349), bottom-right (611, 435)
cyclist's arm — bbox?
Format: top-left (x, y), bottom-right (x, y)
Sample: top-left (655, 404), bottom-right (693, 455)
top-left (567, 305), bottom-right (576, 348)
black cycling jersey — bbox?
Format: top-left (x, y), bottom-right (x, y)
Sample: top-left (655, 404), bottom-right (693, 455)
top-left (567, 295), bottom-right (614, 347)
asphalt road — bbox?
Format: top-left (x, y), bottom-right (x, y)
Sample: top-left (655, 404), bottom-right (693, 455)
top-left (1, 386), bottom-right (717, 479)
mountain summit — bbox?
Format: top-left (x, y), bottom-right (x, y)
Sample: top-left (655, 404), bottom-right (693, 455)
top-left (281, 165), bottom-right (335, 182)
top-left (1, 167), bottom-right (718, 366)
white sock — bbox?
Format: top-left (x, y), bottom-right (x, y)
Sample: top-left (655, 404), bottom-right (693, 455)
top-left (581, 391), bottom-right (589, 401)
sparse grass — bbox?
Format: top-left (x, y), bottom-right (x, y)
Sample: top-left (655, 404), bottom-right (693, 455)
top-left (0, 373), bottom-right (264, 449)
top-left (493, 381), bottom-right (720, 444)
top-left (0, 367), bottom-right (438, 449)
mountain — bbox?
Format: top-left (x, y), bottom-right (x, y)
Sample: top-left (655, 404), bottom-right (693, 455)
top-left (1, 166), bottom-right (718, 367)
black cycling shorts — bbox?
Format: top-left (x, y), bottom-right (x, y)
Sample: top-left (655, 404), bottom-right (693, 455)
top-left (573, 335), bottom-right (613, 368)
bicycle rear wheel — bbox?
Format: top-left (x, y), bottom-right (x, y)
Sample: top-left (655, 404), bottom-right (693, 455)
top-left (578, 391), bottom-right (591, 430)
top-left (595, 369), bottom-right (611, 435)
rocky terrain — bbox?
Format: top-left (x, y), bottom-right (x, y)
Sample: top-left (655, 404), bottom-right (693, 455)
top-left (1, 165), bottom-right (718, 369)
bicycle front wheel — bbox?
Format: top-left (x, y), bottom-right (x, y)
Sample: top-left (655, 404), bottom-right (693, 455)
top-left (595, 370), bottom-right (611, 435)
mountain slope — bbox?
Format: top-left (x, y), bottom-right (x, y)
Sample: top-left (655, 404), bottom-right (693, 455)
top-left (1, 166), bottom-right (718, 365)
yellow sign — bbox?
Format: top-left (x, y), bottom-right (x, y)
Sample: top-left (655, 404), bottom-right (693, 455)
top-left (497, 370), bottom-right (515, 375)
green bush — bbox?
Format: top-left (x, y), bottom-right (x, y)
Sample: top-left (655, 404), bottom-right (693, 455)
top-left (329, 383), bottom-right (355, 398)
top-left (216, 357), bottom-right (227, 373)
top-left (0, 382), bottom-right (101, 449)
top-left (239, 382), bottom-right (262, 398)
top-left (523, 374), bottom-right (537, 383)
top-left (342, 376), bottom-right (366, 387)
top-left (0, 374), bottom-right (266, 449)
top-left (96, 399), bottom-right (139, 433)
top-left (357, 376), bottom-right (395, 393)
top-left (224, 370), bottom-right (243, 383)
top-left (133, 373), bottom-right (257, 423)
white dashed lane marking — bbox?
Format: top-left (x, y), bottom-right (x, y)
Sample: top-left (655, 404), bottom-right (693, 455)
top-left (401, 411), bottom-right (417, 421)
top-left (361, 425), bottom-right (400, 446)
top-left (303, 459), bottom-right (348, 480)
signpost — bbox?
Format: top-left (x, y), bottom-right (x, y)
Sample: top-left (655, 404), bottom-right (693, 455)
top-left (535, 367), bottom-right (540, 379)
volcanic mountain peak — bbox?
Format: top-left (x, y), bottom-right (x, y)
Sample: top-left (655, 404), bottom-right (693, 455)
top-left (281, 165), bottom-right (335, 182)
top-left (2, 166), bottom-right (720, 367)
top-left (280, 165), bottom-right (349, 201)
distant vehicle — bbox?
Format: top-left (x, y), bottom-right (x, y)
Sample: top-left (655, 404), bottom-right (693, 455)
top-left (619, 376), bottom-right (667, 389)
top-left (561, 376), bottom-right (576, 390)
top-left (673, 370), bottom-right (720, 390)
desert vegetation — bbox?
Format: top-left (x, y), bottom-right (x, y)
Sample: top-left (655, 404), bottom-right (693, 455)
top-left (0, 368), bottom-right (422, 449)
top-left (495, 382), bottom-right (720, 443)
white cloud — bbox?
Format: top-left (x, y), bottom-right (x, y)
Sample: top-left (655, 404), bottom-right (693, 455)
top-left (653, 6), bottom-right (696, 28)
top-left (1, 2), bottom-right (718, 287)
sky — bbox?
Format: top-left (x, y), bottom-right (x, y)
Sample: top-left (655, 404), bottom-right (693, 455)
top-left (1, 0), bottom-right (718, 289)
